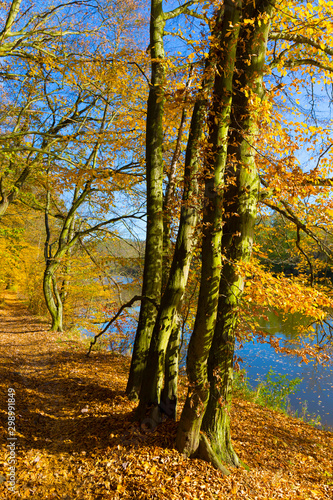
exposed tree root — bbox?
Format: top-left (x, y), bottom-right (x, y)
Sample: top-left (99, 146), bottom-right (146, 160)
top-left (194, 432), bottom-right (250, 474)
top-left (195, 433), bottom-right (231, 475)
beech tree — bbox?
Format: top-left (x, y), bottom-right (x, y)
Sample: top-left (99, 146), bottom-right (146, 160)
top-left (126, 0), bottom-right (200, 401)
top-left (41, 100), bottom-right (144, 331)
top-left (0, 0), bottom-right (148, 329)
top-left (39, 48), bottom-right (148, 331)
top-left (131, 0), bottom-right (333, 472)
top-left (0, 0), bottom-right (101, 216)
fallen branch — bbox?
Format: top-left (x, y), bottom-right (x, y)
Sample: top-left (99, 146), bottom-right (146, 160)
top-left (86, 295), bottom-right (159, 357)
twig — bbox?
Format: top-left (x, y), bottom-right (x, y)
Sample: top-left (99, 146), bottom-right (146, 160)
top-left (86, 295), bottom-right (159, 356)
top-left (296, 226), bottom-right (314, 286)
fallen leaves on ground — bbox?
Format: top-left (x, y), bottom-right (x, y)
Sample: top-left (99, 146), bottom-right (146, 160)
top-left (0, 293), bottom-right (332, 499)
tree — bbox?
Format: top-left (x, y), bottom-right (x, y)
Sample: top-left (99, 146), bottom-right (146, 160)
top-left (126, 0), bottom-right (200, 401)
top-left (133, 0), bottom-right (333, 472)
top-left (197, 0), bottom-right (276, 469)
top-left (175, 0), bottom-right (333, 471)
top-left (135, 55), bottom-right (212, 421)
top-left (0, 0), bottom-right (148, 330)
top-left (0, 0), bottom-right (101, 216)
top-left (40, 62), bottom-right (147, 331)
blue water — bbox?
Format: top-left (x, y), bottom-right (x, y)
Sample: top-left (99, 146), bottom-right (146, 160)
top-left (236, 313), bottom-right (333, 429)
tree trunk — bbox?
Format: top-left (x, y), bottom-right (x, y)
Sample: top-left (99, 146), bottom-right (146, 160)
top-left (176, 0), bottom-right (242, 459)
top-left (126, 0), bottom-right (166, 401)
top-left (200, 0), bottom-right (276, 470)
top-left (135, 61), bottom-right (209, 421)
top-left (162, 75), bottom-right (190, 289)
top-left (43, 263), bottom-right (63, 332)
top-left (43, 188), bottom-right (62, 332)
top-left (43, 187), bottom-right (79, 332)
top-left (161, 311), bottom-right (181, 419)
top-left (200, 259), bottom-right (243, 467)
top-left (0, 178), bottom-right (9, 217)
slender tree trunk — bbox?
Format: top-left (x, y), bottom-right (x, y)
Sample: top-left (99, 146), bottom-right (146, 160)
top-left (0, 178), bottom-right (9, 216)
top-left (176, 0), bottom-right (242, 460)
top-left (161, 311), bottom-right (181, 419)
top-left (43, 187), bottom-right (79, 332)
top-left (200, 0), bottom-right (276, 470)
top-left (162, 70), bottom-right (192, 289)
top-left (43, 263), bottom-right (63, 332)
top-left (126, 0), bottom-right (166, 401)
top-left (43, 188), bottom-right (63, 332)
top-left (162, 107), bottom-right (187, 289)
top-left (161, 103), bottom-right (188, 414)
top-left (59, 215), bottom-right (75, 312)
top-left (0, 164), bottom-right (31, 218)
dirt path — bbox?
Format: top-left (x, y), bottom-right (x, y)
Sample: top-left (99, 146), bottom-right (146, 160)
top-left (0, 292), bottom-right (332, 500)
top-left (0, 293), bottom-right (57, 406)
top-left (0, 292), bottom-right (136, 499)
top-left (0, 293), bottom-right (82, 452)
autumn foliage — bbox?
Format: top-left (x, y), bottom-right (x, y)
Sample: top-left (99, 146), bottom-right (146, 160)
top-left (0, 0), bottom-right (333, 493)
top-left (0, 294), bottom-right (332, 499)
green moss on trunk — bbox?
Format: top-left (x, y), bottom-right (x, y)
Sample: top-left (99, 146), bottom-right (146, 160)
top-left (200, 0), bottom-right (276, 470)
top-left (126, 0), bottom-right (165, 401)
top-left (135, 51), bottom-right (209, 420)
top-left (176, 0), bottom-right (242, 459)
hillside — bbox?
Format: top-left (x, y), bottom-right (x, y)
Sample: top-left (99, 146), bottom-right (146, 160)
top-left (0, 293), bottom-right (332, 499)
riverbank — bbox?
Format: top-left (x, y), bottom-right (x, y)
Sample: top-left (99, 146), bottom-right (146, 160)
top-left (0, 292), bottom-right (332, 499)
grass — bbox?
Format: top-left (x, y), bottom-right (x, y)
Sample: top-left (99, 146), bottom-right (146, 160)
top-left (233, 367), bottom-right (323, 428)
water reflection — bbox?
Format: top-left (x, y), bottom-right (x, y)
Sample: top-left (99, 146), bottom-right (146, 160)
top-left (236, 311), bottom-right (333, 429)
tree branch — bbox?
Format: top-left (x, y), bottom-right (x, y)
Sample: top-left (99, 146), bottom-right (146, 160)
top-left (296, 226), bottom-right (314, 286)
top-left (164, 1), bottom-right (198, 21)
top-left (269, 32), bottom-right (333, 57)
top-left (86, 295), bottom-right (159, 356)
top-left (271, 57), bottom-right (333, 73)
top-left (262, 199), bottom-right (333, 263)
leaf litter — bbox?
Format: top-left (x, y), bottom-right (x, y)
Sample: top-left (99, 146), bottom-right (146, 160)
top-left (0, 293), bottom-right (332, 499)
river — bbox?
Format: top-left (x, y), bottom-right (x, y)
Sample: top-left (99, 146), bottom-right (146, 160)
top-left (236, 311), bottom-right (333, 430)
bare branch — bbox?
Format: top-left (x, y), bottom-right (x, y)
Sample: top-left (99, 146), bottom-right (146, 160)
top-left (86, 295), bottom-right (159, 356)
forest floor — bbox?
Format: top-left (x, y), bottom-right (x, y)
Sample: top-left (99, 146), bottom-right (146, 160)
top-left (0, 292), bottom-right (332, 500)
